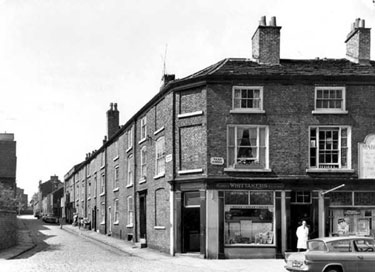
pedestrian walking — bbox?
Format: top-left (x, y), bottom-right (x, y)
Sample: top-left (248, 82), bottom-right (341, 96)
top-left (296, 220), bottom-right (309, 252)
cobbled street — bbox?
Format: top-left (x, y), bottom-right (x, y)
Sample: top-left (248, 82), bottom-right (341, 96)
top-left (0, 216), bottom-right (285, 272)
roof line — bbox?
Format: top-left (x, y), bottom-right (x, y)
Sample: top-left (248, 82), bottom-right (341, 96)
top-left (207, 58), bottom-right (229, 75)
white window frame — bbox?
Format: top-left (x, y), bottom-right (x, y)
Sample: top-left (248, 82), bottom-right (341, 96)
top-left (113, 165), bottom-right (119, 190)
top-left (308, 126), bottom-right (352, 172)
top-left (113, 140), bottom-right (119, 160)
top-left (225, 125), bottom-right (270, 172)
top-left (155, 136), bottom-right (165, 178)
top-left (100, 173), bottom-right (105, 195)
top-left (313, 87), bottom-right (347, 114)
top-left (100, 151), bottom-right (105, 168)
top-left (101, 202), bottom-right (105, 224)
top-left (126, 126), bottom-right (133, 152)
top-left (140, 146), bottom-right (147, 182)
top-left (140, 116), bottom-right (147, 142)
top-left (127, 196), bottom-right (133, 227)
top-left (127, 155), bottom-right (133, 186)
top-left (231, 86), bottom-right (264, 113)
top-left (114, 199), bottom-right (119, 224)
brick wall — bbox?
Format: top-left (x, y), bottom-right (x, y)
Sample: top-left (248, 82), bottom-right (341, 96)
top-left (0, 210), bottom-right (17, 250)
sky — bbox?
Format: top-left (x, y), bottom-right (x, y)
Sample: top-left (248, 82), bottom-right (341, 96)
top-left (0, 0), bottom-right (374, 198)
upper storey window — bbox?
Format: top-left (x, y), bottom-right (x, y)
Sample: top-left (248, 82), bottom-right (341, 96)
top-left (231, 86), bottom-right (264, 113)
top-left (313, 87), bottom-right (347, 114)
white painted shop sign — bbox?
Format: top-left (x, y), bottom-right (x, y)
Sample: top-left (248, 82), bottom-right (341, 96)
top-left (359, 134), bottom-right (375, 178)
top-left (165, 154), bottom-right (172, 163)
top-left (210, 157), bottom-right (224, 165)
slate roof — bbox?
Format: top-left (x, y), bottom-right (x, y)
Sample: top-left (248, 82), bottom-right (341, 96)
top-left (177, 58), bottom-right (375, 83)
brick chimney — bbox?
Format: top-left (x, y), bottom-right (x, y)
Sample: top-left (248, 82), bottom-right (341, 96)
top-left (107, 103), bottom-right (119, 140)
top-left (345, 18), bottom-right (371, 65)
top-left (252, 16), bottom-right (281, 65)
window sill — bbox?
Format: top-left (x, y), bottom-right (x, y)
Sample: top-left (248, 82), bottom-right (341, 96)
top-left (100, 165), bottom-right (105, 170)
top-left (138, 138), bottom-right (147, 145)
top-left (154, 126), bottom-right (165, 135)
top-left (178, 169), bottom-right (203, 175)
top-left (312, 110), bottom-right (348, 115)
top-left (114, 221), bottom-right (119, 225)
top-left (306, 168), bottom-right (354, 173)
top-left (126, 184), bottom-right (133, 188)
top-left (126, 147), bottom-right (133, 153)
top-left (224, 168), bottom-right (272, 173)
top-left (100, 192), bottom-right (105, 197)
top-left (113, 156), bottom-right (119, 162)
top-left (87, 197), bottom-right (91, 201)
top-left (126, 224), bottom-right (134, 228)
top-left (113, 187), bottom-right (119, 192)
top-left (139, 178), bottom-right (146, 184)
top-left (100, 222), bottom-right (105, 225)
top-left (178, 110), bottom-right (203, 119)
top-left (154, 226), bottom-right (166, 230)
top-left (153, 173), bottom-right (165, 180)
top-left (230, 109), bottom-right (265, 114)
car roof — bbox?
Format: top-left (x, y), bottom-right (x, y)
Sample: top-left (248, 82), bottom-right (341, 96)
top-left (310, 236), bottom-right (375, 243)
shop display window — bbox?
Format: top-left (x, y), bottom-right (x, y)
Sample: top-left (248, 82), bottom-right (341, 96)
top-left (224, 191), bottom-right (274, 246)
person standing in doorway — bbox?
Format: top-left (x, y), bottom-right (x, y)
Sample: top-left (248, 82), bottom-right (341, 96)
top-left (296, 220), bottom-right (309, 252)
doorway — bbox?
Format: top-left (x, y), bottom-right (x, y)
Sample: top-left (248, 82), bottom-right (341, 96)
top-left (139, 192), bottom-right (147, 241)
top-left (182, 191), bottom-right (200, 252)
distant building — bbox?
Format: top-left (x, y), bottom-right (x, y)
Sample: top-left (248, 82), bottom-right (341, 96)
top-left (0, 133), bottom-right (17, 198)
top-left (36, 175), bottom-right (62, 215)
top-left (16, 187), bottom-right (28, 213)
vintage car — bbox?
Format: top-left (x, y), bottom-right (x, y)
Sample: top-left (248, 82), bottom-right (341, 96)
top-left (42, 213), bottom-right (59, 224)
top-left (284, 236), bottom-right (375, 272)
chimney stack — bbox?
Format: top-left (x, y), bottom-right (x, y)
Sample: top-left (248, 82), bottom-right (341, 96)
top-left (345, 18), bottom-right (371, 65)
top-left (252, 16), bottom-right (281, 65)
top-left (106, 102), bottom-right (119, 140)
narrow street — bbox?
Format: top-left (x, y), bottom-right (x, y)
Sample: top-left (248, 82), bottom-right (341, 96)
top-left (0, 215), bottom-right (285, 272)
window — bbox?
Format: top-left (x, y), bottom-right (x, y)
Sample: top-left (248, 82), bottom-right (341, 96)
top-left (114, 166), bottom-right (119, 189)
top-left (140, 146), bottom-right (147, 181)
top-left (87, 199), bottom-right (91, 219)
top-left (126, 126), bottom-right (133, 151)
top-left (227, 125), bottom-right (269, 170)
top-left (127, 155), bottom-right (133, 186)
top-left (100, 151), bottom-right (105, 167)
top-left (100, 173), bottom-right (105, 194)
top-left (127, 196), bottom-right (133, 227)
top-left (232, 86), bottom-right (263, 112)
top-left (314, 87), bottom-right (346, 113)
top-left (114, 199), bottom-right (119, 224)
top-left (114, 140), bottom-right (119, 159)
top-left (101, 202), bottom-right (105, 224)
top-left (140, 116), bottom-right (147, 142)
top-left (224, 191), bottom-right (274, 246)
top-left (309, 126), bottom-right (351, 169)
top-left (291, 191), bottom-right (311, 204)
top-left (87, 178), bottom-right (91, 198)
top-left (155, 137), bottom-right (165, 176)
top-left (94, 173), bottom-right (97, 196)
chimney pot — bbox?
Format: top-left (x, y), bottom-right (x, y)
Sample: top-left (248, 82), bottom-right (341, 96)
top-left (355, 18), bottom-right (360, 28)
top-left (345, 17), bottom-right (371, 65)
top-left (110, 103), bottom-right (113, 110)
top-left (269, 16), bottom-right (277, 27)
top-left (114, 103), bottom-right (118, 111)
top-left (360, 19), bottom-right (365, 28)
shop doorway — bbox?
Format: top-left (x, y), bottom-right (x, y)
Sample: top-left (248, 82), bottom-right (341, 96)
top-left (290, 204), bottom-right (311, 251)
top-left (182, 191), bottom-right (200, 252)
top-left (139, 192), bottom-right (147, 240)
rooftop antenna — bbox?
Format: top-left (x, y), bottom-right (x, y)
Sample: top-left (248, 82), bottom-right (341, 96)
top-left (161, 43), bottom-right (168, 80)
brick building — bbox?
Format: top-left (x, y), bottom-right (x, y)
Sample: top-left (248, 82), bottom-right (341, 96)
top-left (64, 16), bottom-right (375, 259)
top-left (36, 175), bottom-right (63, 216)
top-left (0, 133), bottom-right (17, 196)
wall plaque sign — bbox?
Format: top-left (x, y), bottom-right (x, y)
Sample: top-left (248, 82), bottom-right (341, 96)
top-left (359, 134), bottom-right (375, 179)
top-left (166, 154), bottom-right (172, 163)
top-left (210, 157), bottom-right (224, 165)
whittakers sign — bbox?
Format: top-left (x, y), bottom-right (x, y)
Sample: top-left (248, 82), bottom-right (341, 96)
top-left (359, 134), bottom-right (375, 179)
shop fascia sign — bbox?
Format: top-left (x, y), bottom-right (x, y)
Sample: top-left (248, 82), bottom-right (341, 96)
top-left (358, 134), bottom-right (375, 179)
top-left (212, 183), bottom-right (284, 190)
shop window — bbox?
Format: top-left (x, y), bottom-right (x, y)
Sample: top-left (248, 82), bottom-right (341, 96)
top-left (227, 125), bottom-right (269, 170)
top-left (354, 192), bottom-right (375, 206)
top-left (291, 191), bottom-right (311, 204)
top-left (330, 192), bottom-right (353, 206)
top-left (224, 191), bottom-right (274, 246)
top-left (309, 126), bottom-right (351, 170)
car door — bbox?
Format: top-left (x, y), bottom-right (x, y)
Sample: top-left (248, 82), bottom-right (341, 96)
top-left (326, 240), bottom-right (358, 272)
top-left (354, 239), bottom-right (375, 272)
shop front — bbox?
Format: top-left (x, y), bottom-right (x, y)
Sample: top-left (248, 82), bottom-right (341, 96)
top-left (328, 191), bottom-right (375, 237)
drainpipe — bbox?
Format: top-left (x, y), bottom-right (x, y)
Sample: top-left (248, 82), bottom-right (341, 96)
top-left (133, 120), bottom-right (138, 243)
top-left (170, 91), bottom-right (176, 256)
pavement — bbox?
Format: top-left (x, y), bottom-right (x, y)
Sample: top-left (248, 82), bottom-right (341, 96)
top-left (0, 216), bottom-right (36, 260)
top-left (0, 217), bottom-right (286, 271)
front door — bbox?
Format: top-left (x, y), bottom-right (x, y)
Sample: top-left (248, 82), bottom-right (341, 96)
top-left (182, 191), bottom-right (200, 252)
top-left (139, 193), bottom-right (147, 240)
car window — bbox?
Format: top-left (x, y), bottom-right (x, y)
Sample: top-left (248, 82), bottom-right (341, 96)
top-left (354, 239), bottom-right (375, 252)
top-left (308, 241), bottom-right (326, 251)
top-left (327, 240), bottom-right (352, 252)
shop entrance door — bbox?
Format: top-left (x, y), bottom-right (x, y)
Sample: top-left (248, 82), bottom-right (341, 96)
top-left (290, 204), bottom-right (311, 251)
top-left (139, 193), bottom-right (147, 240)
top-left (182, 191), bottom-right (200, 252)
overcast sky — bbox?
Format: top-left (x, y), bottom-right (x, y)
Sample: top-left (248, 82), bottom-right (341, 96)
top-left (1, 0), bottom-right (374, 197)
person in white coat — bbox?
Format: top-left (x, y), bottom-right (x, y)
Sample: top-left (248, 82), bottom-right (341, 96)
top-left (296, 220), bottom-right (309, 252)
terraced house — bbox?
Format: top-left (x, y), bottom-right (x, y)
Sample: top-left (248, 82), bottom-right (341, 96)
top-left (64, 16), bottom-right (375, 259)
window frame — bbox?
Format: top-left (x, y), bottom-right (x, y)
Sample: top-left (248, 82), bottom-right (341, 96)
top-left (140, 146), bottom-right (147, 182)
top-left (127, 155), bottom-right (134, 187)
top-left (155, 136), bottom-right (166, 177)
top-left (308, 126), bottom-right (352, 171)
top-left (114, 165), bottom-right (119, 190)
top-left (140, 116), bottom-right (147, 142)
top-left (231, 86), bottom-right (264, 113)
top-left (225, 125), bottom-right (270, 172)
top-left (313, 86), bottom-right (347, 114)
top-left (114, 199), bottom-right (119, 224)
top-left (127, 196), bottom-right (133, 227)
